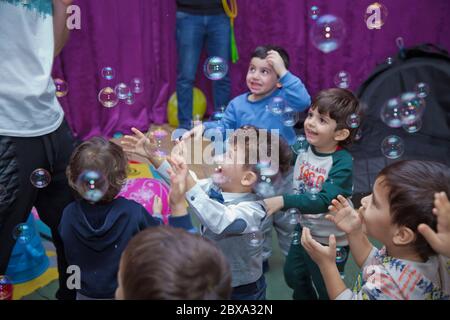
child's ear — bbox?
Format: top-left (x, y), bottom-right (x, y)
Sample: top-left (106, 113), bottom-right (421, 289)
top-left (241, 171), bottom-right (258, 187)
top-left (276, 82), bottom-right (282, 88)
top-left (392, 226), bottom-right (416, 246)
top-left (334, 128), bottom-right (350, 142)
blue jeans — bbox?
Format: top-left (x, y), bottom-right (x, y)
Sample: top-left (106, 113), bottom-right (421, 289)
top-left (231, 275), bottom-right (267, 300)
top-left (176, 11), bottom-right (231, 129)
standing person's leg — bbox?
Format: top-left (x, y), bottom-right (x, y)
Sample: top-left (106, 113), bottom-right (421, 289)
top-left (0, 136), bottom-right (41, 277)
top-left (283, 225), bottom-right (318, 300)
top-left (34, 120), bottom-right (76, 300)
top-left (205, 13), bottom-right (231, 111)
top-left (176, 11), bottom-right (205, 129)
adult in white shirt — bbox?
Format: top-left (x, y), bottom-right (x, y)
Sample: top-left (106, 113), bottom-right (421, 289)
top-left (0, 0), bottom-right (76, 300)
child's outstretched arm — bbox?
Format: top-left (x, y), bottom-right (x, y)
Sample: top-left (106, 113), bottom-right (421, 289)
top-left (418, 192), bottom-right (450, 258)
top-left (301, 228), bottom-right (347, 299)
top-left (327, 195), bottom-right (373, 268)
top-left (121, 127), bottom-right (165, 168)
top-left (166, 155), bottom-right (189, 217)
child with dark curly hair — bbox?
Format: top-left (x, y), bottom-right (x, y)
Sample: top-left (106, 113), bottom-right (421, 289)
top-left (59, 137), bottom-right (193, 299)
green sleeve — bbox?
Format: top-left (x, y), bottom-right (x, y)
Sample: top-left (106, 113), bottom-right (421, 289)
top-left (282, 150), bottom-right (353, 214)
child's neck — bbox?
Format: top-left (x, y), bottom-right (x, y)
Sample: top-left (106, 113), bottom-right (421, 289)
top-left (314, 143), bottom-right (339, 154)
top-left (221, 185), bottom-right (253, 194)
top-left (385, 244), bottom-right (426, 263)
top-left (248, 88), bottom-right (277, 102)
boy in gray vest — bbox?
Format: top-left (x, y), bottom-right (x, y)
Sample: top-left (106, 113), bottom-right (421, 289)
top-left (122, 125), bottom-right (291, 300)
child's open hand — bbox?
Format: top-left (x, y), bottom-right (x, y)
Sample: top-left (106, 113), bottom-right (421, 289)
top-left (167, 155), bottom-right (189, 215)
top-left (121, 127), bottom-right (156, 159)
top-left (301, 227), bottom-right (337, 266)
top-left (266, 50), bottom-right (288, 78)
top-left (418, 192), bottom-right (450, 258)
top-left (152, 195), bottom-right (163, 216)
top-left (326, 195), bottom-right (363, 235)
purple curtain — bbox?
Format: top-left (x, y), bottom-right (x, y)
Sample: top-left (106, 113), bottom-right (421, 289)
top-left (53, 0), bottom-right (450, 140)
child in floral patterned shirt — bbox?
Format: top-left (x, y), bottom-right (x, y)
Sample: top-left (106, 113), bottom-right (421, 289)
top-left (301, 160), bottom-right (450, 300)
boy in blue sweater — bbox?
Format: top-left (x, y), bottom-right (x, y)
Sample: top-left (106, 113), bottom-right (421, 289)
top-left (180, 45), bottom-right (311, 270)
top-left (181, 45), bottom-right (311, 146)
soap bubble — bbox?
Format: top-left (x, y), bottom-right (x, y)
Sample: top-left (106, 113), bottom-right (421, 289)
top-left (54, 78), bottom-right (68, 97)
top-left (254, 181), bottom-right (276, 197)
top-left (287, 208), bottom-right (300, 225)
top-left (0, 275), bottom-right (13, 300)
top-left (282, 106), bottom-right (299, 127)
top-left (113, 132), bottom-right (124, 139)
top-left (380, 97), bottom-right (403, 128)
top-left (98, 87), bottom-right (119, 108)
top-left (124, 92), bottom-right (135, 105)
top-left (203, 56), bottom-right (228, 80)
top-left (386, 57), bottom-right (394, 65)
top-left (12, 223), bottom-right (33, 244)
top-left (334, 71), bottom-right (351, 89)
top-left (398, 92), bottom-right (426, 125)
top-left (354, 128), bottom-right (363, 141)
top-left (402, 118), bottom-right (422, 133)
top-left (247, 226), bottom-right (264, 247)
top-left (336, 247), bottom-right (348, 263)
top-left (310, 5), bottom-right (320, 20)
top-left (414, 82), bottom-right (429, 98)
top-left (114, 83), bottom-right (131, 100)
top-left (211, 106), bottom-right (226, 121)
top-left (305, 177), bottom-right (323, 200)
top-left (153, 150), bottom-right (168, 160)
top-left (381, 135), bottom-right (404, 159)
top-left (310, 14), bottom-right (346, 53)
top-left (296, 134), bottom-right (308, 153)
top-left (76, 170), bottom-right (108, 203)
top-left (346, 113), bottom-right (361, 128)
top-left (291, 228), bottom-right (301, 245)
top-left (101, 67), bottom-right (115, 80)
top-left (151, 128), bottom-right (168, 140)
top-left (131, 78), bottom-right (144, 93)
top-left (30, 168), bottom-right (51, 188)
top-left (364, 2), bottom-right (388, 30)
top-left (211, 166), bottom-right (231, 185)
top-left (268, 96), bottom-right (286, 115)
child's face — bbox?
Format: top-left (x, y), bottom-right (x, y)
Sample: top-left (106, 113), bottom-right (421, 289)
top-left (360, 177), bottom-right (395, 244)
top-left (246, 57), bottom-right (279, 99)
top-left (213, 143), bottom-right (256, 192)
top-left (304, 107), bottom-right (341, 150)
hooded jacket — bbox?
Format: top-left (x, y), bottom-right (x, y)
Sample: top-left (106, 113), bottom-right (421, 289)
top-left (58, 197), bottom-right (192, 299)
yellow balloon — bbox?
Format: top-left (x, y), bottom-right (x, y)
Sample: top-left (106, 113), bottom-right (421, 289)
top-left (167, 87), bottom-right (207, 127)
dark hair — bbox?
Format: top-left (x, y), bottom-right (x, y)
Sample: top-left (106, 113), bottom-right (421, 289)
top-left (251, 45), bottom-right (290, 70)
top-left (310, 88), bottom-right (362, 147)
top-left (120, 226), bottom-right (232, 300)
top-left (66, 136), bottom-right (128, 203)
top-left (378, 160), bottom-right (450, 261)
top-left (228, 125), bottom-right (292, 177)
